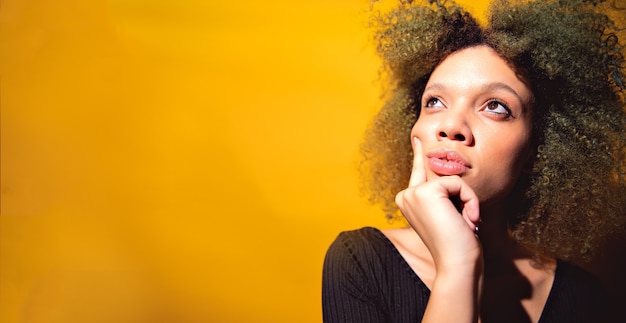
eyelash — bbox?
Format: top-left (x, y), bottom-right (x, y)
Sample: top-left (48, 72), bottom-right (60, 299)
top-left (485, 99), bottom-right (514, 118)
top-left (423, 96), bottom-right (441, 108)
top-left (422, 96), bottom-right (514, 119)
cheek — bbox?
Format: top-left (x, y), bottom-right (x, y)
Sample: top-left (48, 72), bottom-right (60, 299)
top-left (410, 119), bottom-right (432, 140)
top-left (410, 120), bottom-right (420, 137)
top-left (509, 128), bottom-right (533, 164)
top-left (488, 136), bottom-right (531, 174)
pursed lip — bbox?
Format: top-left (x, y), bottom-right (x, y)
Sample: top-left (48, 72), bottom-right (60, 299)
top-left (425, 149), bottom-right (471, 176)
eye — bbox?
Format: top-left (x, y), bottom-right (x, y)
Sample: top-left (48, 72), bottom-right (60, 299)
top-left (484, 100), bottom-right (512, 118)
top-left (424, 96), bottom-right (444, 108)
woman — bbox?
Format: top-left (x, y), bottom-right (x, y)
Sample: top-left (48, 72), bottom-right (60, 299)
top-left (322, 0), bottom-right (626, 322)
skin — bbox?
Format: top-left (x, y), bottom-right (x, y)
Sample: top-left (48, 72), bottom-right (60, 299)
top-left (388, 45), bottom-right (555, 322)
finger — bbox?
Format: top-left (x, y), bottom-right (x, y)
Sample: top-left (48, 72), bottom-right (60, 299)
top-left (461, 197), bottom-right (480, 231)
top-left (408, 137), bottom-right (426, 187)
top-left (438, 176), bottom-right (481, 228)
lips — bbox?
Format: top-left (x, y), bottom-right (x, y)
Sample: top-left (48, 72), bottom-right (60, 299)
top-left (426, 149), bottom-right (471, 176)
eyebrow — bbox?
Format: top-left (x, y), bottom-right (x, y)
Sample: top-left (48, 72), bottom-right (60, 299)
top-left (482, 82), bottom-right (526, 107)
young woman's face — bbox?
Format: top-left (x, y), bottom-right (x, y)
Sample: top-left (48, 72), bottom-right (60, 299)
top-left (412, 45), bottom-right (534, 205)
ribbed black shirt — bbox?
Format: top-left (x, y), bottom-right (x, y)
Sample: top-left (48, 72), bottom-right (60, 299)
top-left (322, 227), bottom-right (611, 322)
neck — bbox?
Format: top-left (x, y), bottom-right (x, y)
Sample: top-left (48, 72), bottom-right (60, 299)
top-left (477, 201), bottom-right (534, 270)
top-left (476, 199), bottom-right (557, 322)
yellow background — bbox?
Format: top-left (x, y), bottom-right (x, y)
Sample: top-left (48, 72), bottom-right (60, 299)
top-left (1, 0), bottom-right (488, 322)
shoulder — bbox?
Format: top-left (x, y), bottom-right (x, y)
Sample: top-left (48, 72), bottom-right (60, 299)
top-left (552, 261), bottom-right (606, 297)
top-left (323, 226), bottom-right (427, 288)
top-left (541, 261), bottom-right (612, 322)
top-left (322, 227), bottom-right (431, 322)
top-left (322, 227), bottom-right (396, 303)
top-left (324, 227), bottom-right (392, 266)
top-left (323, 226), bottom-right (424, 286)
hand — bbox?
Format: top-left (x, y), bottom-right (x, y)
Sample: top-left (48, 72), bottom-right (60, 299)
top-left (395, 137), bottom-right (482, 271)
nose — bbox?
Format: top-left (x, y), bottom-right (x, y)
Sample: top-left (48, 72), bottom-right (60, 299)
top-left (436, 109), bottom-right (474, 145)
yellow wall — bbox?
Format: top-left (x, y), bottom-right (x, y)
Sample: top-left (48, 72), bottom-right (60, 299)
top-left (1, 0), bottom-right (488, 322)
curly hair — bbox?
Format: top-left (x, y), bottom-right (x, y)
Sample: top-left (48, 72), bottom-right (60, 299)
top-left (361, 0), bottom-right (626, 262)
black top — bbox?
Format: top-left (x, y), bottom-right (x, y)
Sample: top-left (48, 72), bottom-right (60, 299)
top-left (322, 227), bottom-right (612, 322)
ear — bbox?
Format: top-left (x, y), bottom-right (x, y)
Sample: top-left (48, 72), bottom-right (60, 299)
top-left (521, 143), bottom-right (538, 174)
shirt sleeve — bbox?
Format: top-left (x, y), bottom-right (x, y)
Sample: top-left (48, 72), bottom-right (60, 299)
top-left (322, 231), bottom-right (390, 323)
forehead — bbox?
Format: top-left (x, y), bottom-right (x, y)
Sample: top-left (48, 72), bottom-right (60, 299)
top-left (426, 45), bottom-right (532, 103)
